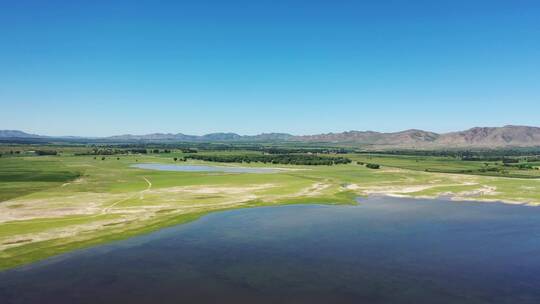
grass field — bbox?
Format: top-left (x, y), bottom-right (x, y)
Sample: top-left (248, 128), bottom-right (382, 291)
top-left (349, 154), bottom-right (540, 178)
top-left (0, 151), bottom-right (539, 270)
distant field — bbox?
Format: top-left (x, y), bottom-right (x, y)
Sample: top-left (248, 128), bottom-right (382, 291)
top-left (0, 157), bottom-right (81, 201)
top-left (349, 154), bottom-right (540, 178)
top-left (0, 148), bottom-right (539, 270)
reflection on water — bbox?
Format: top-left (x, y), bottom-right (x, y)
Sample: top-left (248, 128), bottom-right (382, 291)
top-left (2, 196), bottom-right (540, 304)
top-left (131, 163), bottom-right (281, 173)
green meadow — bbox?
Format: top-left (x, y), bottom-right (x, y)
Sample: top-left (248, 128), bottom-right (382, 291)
top-left (350, 154), bottom-right (540, 178)
top-left (0, 149), bottom-right (539, 270)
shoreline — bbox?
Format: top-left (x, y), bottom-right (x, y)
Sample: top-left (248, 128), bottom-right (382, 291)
top-left (3, 192), bottom-right (538, 272)
top-left (368, 192), bottom-right (537, 207)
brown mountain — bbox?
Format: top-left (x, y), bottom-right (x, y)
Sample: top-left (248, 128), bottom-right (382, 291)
top-left (2, 125), bottom-right (540, 148)
top-left (292, 129), bottom-right (439, 147)
top-left (435, 125), bottom-right (540, 148)
top-left (291, 125), bottom-right (540, 148)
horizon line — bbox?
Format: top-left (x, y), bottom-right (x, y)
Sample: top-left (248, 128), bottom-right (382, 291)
top-left (1, 124), bottom-right (538, 138)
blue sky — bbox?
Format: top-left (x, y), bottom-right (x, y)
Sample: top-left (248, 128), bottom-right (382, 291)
top-left (1, 0), bottom-right (539, 136)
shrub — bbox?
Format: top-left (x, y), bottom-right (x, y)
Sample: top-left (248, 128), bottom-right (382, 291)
top-left (366, 163), bottom-right (380, 169)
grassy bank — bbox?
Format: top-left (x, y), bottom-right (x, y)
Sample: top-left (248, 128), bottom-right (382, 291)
top-left (0, 152), bottom-right (539, 270)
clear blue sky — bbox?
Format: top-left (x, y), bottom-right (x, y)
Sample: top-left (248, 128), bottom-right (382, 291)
top-left (1, 0), bottom-right (539, 136)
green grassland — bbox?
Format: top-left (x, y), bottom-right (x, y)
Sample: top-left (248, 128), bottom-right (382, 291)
top-left (0, 150), bottom-right (539, 270)
top-left (349, 154), bottom-right (540, 178)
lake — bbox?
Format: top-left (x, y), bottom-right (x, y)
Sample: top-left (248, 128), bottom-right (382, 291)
top-left (131, 163), bottom-right (282, 173)
top-left (1, 196), bottom-right (540, 304)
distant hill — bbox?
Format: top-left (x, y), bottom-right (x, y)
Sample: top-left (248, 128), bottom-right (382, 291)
top-left (0, 130), bottom-right (42, 138)
top-left (2, 126), bottom-right (540, 148)
top-left (291, 125), bottom-right (540, 148)
top-left (293, 129), bottom-right (440, 147)
top-left (106, 133), bottom-right (196, 142)
top-left (243, 133), bottom-right (294, 141)
top-left (435, 126), bottom-right (540, 148)
top-left (104, 132), bottom-right (293, 142)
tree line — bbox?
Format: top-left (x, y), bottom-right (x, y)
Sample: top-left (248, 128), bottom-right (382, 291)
top-left (185, 154), bottom-right (352, 165)
top-left (360, 149), bottom-right (540, 159)
top-left (262, 148), bottom-right (350, 154)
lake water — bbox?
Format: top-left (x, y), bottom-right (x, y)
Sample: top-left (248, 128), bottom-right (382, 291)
top-left (2, 196), bottom-right (540, 304)
top-left (131, 163), bottom-right (281, 173)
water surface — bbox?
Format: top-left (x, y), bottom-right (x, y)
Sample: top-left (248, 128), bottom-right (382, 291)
top-left (2, 196), bottom-right (540, 304)
top-left (131, 163), bottom-right (281, 173)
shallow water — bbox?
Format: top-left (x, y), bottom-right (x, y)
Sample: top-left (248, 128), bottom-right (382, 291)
top-left (131, 163), bottom-right (281, 173)
top-left (2, 196), bottom-right (540, 304)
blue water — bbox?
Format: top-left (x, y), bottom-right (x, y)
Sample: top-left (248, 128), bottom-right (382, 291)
top-left (131, 163), bottom-right (281, 173)
top-left (2, 196), bottom-right (540, 304)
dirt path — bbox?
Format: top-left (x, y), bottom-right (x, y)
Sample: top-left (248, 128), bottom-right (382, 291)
top-left (293, 181), bottom-right (331, 197)
top-left (103, 176), bottom-right (152, 213)
top-left (139, 177), bottom-right (152, 199)
top-left (6, 177), bottom-right (154, 225)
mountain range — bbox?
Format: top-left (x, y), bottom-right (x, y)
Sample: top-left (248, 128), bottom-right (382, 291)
top-left (2, 125), bottom-right (540, 149)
